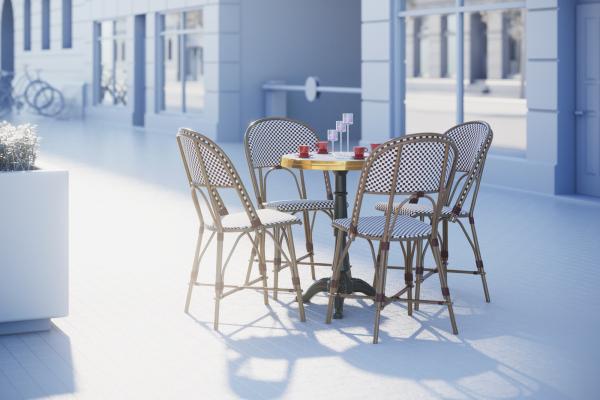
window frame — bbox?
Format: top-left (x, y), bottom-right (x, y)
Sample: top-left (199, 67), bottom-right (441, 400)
top-left (94, 18), bottom-right (128, 107)
top-left (156, 8), bottom-right (204, 114)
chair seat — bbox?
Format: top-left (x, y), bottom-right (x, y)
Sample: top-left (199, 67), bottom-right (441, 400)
top-left (209, 209), bottom-right (301, 232)
top-left (264, 199), bottom-right (335, 213)
top-left (374, 202), bottom-right (469, 218)
top-left (333, 215), bottom-right (431, 240)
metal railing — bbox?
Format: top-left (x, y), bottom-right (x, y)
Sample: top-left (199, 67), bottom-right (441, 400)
top-left (262, 76), bottom-right (361, 116)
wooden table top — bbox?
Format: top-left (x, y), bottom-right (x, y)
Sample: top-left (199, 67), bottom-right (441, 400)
top-left (281, 152), bottom-right (366, 171)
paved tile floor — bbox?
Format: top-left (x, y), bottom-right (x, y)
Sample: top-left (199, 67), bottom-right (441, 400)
top-left (1, 119), bottom-right (599, 399)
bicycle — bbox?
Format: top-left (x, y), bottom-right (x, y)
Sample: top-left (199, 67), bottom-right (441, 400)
top-left (0, 67), bottom-right (65, 118)
top-left (100, 70), bottom-right (127, 106)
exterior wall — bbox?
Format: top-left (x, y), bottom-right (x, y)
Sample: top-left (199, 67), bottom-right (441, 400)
top-left (238, 0), bottom-right (361, 141)
top-left (12, 0), bottom-right (90, 118)
top-left (7, 0), bottom-right (360, 142)
top-left (361, 0), bottom-right (392, 145)
top-left (360, 0), bottom-right (577, 195)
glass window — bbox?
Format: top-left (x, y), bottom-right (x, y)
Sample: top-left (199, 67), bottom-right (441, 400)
top-left (464, 9), bottom-right (526, 153)
top-left (62, 0), bottom-right (72, 48)
top-left (42, 0), bottom-right (50, 50)
top-left (399, 1), bottom-right (526, 152)
top-left (97, 19), bottom-right (128, 106)
top-left (159, 10), bottom-right (205, 114)
top-left (406, 16), bottom-right (456, 133)
top-left (23, 0), bottom-right (31, 51)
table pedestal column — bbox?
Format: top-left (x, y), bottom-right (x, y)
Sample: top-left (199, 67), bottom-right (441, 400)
top-left (302, 171), bottom-right (375, 319)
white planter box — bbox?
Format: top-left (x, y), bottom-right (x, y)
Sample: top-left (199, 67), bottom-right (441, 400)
top-left (0, 169), bottom-right (69, 334)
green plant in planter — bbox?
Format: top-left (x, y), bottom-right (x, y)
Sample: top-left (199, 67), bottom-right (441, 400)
top-left (0, 121), bottom-right (39, 171)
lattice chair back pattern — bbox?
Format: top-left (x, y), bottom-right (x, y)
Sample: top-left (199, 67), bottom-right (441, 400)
top-left (325, 133), bottom-right (460, 343)
top-left (244, 117), bottom-right (333, 204)
top-left (177, 127), bottom-right (307, 330)
top-left (351, 133), bottom-right (458, 243)
top-left (444, 121), bottom-right (493, 217)
top-left (177, 128), bottom-right (261, 231)
top-left (243, 117), bottom-right (336, 286)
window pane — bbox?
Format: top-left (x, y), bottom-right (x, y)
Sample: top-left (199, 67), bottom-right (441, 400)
top-left (62, 0), bottom-right (72, 48)
top-left (406, 16), bottom-right (456, 133)
top-left (464, 10), bottom-right (526, 153)
top-left (185, 10), bottom-right (203, 30)
top-left (407, 0), bottom-right (454, 10)
top-left (163, 34), bottom-right (182, 112)
top-left (98, 19), bottom-right (127, 107)
top-left (115, 18), bottom-right (127, 36)
top-left (160, 10), bottom-right (204, 114)
top-left (164, 12), bottom-right (180, 30)
top-left (41, 0), bottom-right (50, 49)
top-left (184, 33), bottom-right (204, 113)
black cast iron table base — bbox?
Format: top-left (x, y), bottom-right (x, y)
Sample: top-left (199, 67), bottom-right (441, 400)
top-left (301, 170), bottom-right (375, 318)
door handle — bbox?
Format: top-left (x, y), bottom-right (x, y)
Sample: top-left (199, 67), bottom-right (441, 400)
top-left (574, 110), bottom-right (586, 116)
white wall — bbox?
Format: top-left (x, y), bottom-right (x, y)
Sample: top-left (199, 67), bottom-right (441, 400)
top-left (237, 0), bottom-right (361, 141)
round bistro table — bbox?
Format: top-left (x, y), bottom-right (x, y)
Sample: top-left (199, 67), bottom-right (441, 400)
top-left (281, 152), bottom-right (376, 319)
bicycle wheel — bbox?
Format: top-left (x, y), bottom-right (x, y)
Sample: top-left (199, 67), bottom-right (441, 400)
top-left (34, 86), bottom-right (65, 117)
top-left (24, 79), bottom-right (50, 108)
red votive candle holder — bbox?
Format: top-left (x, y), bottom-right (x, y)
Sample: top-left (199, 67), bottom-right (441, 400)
top-left (298, 145), bottom-right (310, 158)
top-left (317, 141), bottom-right (328, 154)
top-left (353, 146), bottom-right (366, 160)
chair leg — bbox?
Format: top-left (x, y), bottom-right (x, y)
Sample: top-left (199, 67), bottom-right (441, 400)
top-left (285, 226), bottom-right (306, 322)
top-left (431, 238), bottom-right (458, 335)
top-left (325, 230), bottom-right (346, 324)
top-left (273, 227), bottom-right (281, 301)
top-left (442, 219), bottom-right (449, 283)
top-left (213, 232), bottom-right (224, 331)
top-left (469, 218), bottom-right (491, 303)
top-left (185, 227), bottom-right (204, 312)
top-left (258, 230), bottom-right (269, 305)
top-left (405, 241), bottom-right (414, 317)
top-left (302, 210), bottom-right (316, 280)
top-left (244, 245), bottom-right (256, 286)
top-left (414, 238), bottom-right (424, 311)
top-left (373, 245), bottom-right (389, 344)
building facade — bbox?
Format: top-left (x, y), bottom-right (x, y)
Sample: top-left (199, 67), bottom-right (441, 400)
top-left (1, 0), bottom-right (599, 197)
top-left (362, 0), bottom-right (600, 197)
top-left (1, 0), bottom-right (361, 141)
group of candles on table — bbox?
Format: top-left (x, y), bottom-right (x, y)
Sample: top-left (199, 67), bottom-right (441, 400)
top-left (297, 113), bottom-right (380, 160)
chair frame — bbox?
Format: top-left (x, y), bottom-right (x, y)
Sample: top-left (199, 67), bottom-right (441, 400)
top-left (177, 128), bottom-right (305, 330)
top-left (244, 117), bottom-right (335, 299)
top-left (325, 133), bottom-right (458, 343)
top-left (411, 122), bottom-right (493, 307)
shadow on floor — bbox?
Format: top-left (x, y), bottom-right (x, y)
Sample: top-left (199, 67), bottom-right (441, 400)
top-left (0, 323), bottom-right (76, 399)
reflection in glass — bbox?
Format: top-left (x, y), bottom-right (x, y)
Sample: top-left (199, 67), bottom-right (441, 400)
top-left (403, 5), bottom-right (526, 152)
top-left (407, 0), bottom-right (454, 10)
top-left (160, 10), bottom-right (204, 113)
top-left (406, 16), bottom-right (456, 133)
top-left (98, 19), bottom-right (127, 106)
top-left (464, 10), bottom-right (526, 152)
top-left (163, 34), bottom-right (182, 112)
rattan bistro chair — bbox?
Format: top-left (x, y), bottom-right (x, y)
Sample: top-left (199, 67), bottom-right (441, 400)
top-left (244, 118), bottom-right (335, 297)
top-left (325, 133), bottom-right (458, 344)
top-left (177, 128), bottom-right (306, 330)
top-left (374, 121), bottom-right (493, 305)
